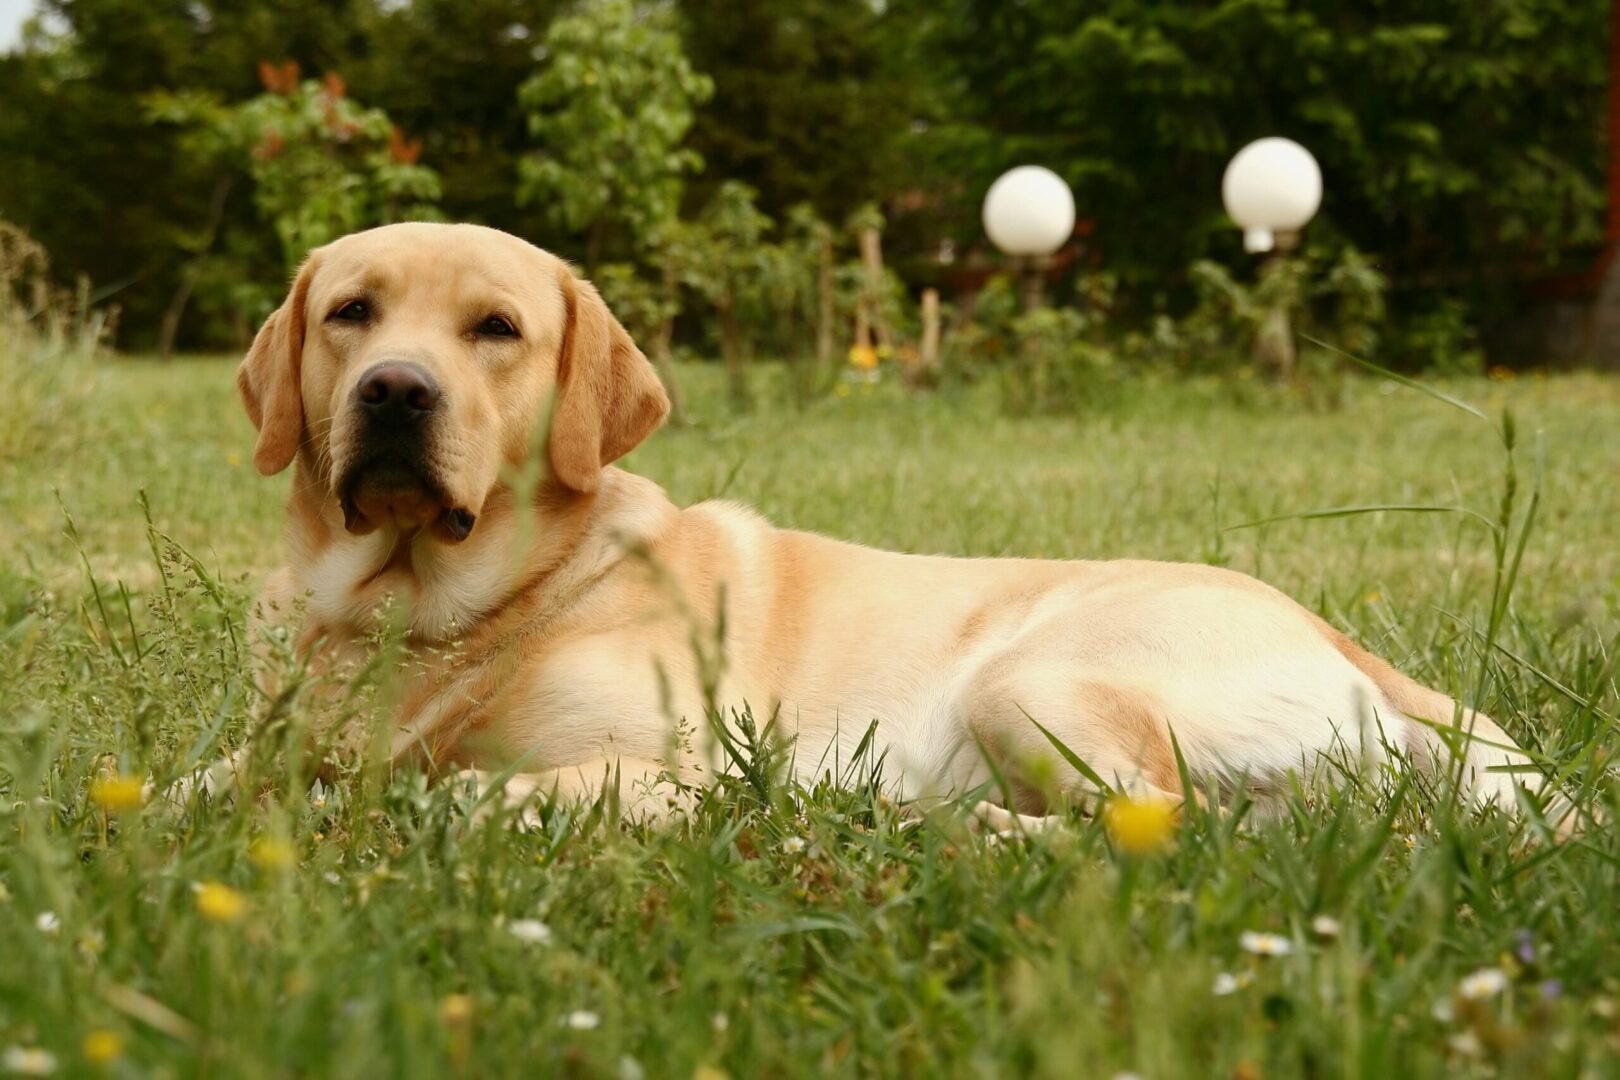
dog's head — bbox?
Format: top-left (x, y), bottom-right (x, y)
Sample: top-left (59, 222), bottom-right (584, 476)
top-left (236, 222), bottom-right (669, 542)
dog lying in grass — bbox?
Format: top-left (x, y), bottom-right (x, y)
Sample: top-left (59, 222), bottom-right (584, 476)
top-left (227, 221), bottom-right (1547, 830)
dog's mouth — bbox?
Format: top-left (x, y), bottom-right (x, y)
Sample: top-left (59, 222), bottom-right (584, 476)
top-left (338, 456), bottom-right (476, 543)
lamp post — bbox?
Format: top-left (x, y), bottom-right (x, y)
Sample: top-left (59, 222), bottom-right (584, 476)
top-left (1221, 138), bottom-right (1322, 378)
top-left (982, 165), bottom-right (1075, 311)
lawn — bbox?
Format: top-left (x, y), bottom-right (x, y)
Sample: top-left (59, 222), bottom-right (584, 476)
top-left (2, 347), bottom-right (1619, 1077)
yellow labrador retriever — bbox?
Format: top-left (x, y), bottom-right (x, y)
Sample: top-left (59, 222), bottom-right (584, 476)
top-left (234, 221), bottom-right (1537, 829)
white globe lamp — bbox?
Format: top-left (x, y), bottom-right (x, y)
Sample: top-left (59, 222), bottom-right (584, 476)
top-left (982, 166), bottom-right (1076, 258)
top-left (1221, 138), bottom-right (1321, 253)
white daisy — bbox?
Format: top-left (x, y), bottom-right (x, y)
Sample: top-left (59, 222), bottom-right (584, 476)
top-left (1457, 967), bottom-right (1509, 1000)
top-left (565, 1010), bottom-right (600, 1031)
top-left (34, 912), bottom-right (59, 935)
top-left (2, 1047), bottom-right (57, 1076)
top-left (781, 836), bottom-right (807, 855)
top-left (506, 919), bottom-right (553, 945)
top-left (1239, 931), bottom-right (1293, 957)
top-left (1212, 971), bottom-right (1250, 996)
top-left (1311, 915), bottom-right (1342, 939)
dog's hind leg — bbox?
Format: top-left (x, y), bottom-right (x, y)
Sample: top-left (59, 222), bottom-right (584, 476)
top-left (963, 661), bottom-right (1186, 816)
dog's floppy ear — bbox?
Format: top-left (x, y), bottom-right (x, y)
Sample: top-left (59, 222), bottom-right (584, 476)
top-left (549, 269), bottom-right (671, 493)
top-left (237, 253), bottom-right (320, 476)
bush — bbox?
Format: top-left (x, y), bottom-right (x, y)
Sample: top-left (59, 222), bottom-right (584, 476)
top-left (0, 222), bottom-right (109, 466)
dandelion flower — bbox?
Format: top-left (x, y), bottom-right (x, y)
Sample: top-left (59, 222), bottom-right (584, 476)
top-left (35, 912), bottom-right (60, 935)
top-left (2, 1047), bottom-right (57, 1075)
top-left (1102, 795), bottom-right (1177, 855)
top-left (194, 882), bottom-right (246, 923)
top-left (75, 930), bottom-right (105, 961)
top-left (1240, 931), bottom-right (1293, 957)
top-left (1212, 971), bottom-right (1250, 996)
top-left (89, 776), bottom-right (144, 813)
top-left (566, 1010), bottom-right (601, 1031)
top-left (506, 919), bottom-right (552, 945)
top-left (1457, 967), bottom-right (1509, 1000)
top-left (80, 1031), bottom-right (121, 1066)
top-left (780, 836), bottom-right (806, 855)
top-left (249, 838), bottom-right (296, 871)
top-left (439, 993), bottom-right (473, 1025)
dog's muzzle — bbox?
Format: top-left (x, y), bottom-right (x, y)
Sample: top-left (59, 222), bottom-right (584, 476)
top-left (336, 362), bottom-right (477, 542)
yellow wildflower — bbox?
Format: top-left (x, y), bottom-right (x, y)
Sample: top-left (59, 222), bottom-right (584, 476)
top-left (89, 776), bottom-right (144, 813)
top-left (81, 1030), bottom-right (122, 1066)
top-left (439, 993), bottom-right (474, 1025)
top-left (249, 837), bottom-right (296, 872)
top-left (847, 345), bottom-right (879, 371)
top-left (1102, 794), bottom-right (1177, 855)
top-left (194, 882), bottom-right (247, 923)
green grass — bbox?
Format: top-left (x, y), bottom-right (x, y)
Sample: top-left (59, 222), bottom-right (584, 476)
top-left (2, 347), bottom-right (1619, 1077)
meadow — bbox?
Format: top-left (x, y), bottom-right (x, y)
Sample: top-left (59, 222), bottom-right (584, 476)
top-left (2, 345), bottom-right (1619, 1077)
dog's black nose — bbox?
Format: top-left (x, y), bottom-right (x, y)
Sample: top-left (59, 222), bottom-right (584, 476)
top-left (357, 362), bottom-right (440, 420)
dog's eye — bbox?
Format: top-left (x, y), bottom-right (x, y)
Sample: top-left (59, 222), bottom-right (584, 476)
top-left (477, 315), bottom-right (519, 338)
top-left (330, 300), bottom-right (370, 323)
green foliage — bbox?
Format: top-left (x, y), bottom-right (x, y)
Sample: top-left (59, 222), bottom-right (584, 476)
top-left (1129, 248), bottom-right (1389, 377)
top-left (517, 0), bottom-right (712, 267)
top-left (944, 275), bottom-right (1123, 416)
top-left (0, 223), bottom-right (107, 466)
top-left (593, 263), bottom-right (676, 348)
top-left (345, 0), bottom-right (568, 240)
top-left (150, 73), bottom-right (443, 275)
top-left (678, 0), bottom-right (920, 219)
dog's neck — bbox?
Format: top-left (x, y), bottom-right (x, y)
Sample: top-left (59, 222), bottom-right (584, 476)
top-left (283, 461), bottom-right (678, 645)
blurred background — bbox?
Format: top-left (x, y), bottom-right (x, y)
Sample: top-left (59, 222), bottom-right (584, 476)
top-left (0, 0), bottom-right (1614, 402)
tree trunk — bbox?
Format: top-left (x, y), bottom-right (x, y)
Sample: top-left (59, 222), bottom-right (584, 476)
top-left (652, 261), bottom-right (687, 425)
top-left (918, 288), bottom-right (941, 382)
top-left (652, 317), bottom-right (686, 427)
top-left (720, 297), bottom-right (749, 410)
top-left (859, 226), bottom-right (893, 352)
top-left (156, 267), bottom-right (198, 361)
top-left (585, 219), bottom-right (606, 278)
top-left (157, 176), bottom-right (232, 359)
top-left (815, 234), bottom-right (835, 378)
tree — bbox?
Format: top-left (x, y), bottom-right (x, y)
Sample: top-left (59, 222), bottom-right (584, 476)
top-left (345, 0), bottom-right (568, 241)
top-left (517, 0), bottom-right (712, 270)
top-left (678, 0), bottom-right (922, 224)
top-left (0, 0), bottom-right (377, 346)
top-left (148, 65), bottom-right (442, 327)
top-left (682, 182), bottom-right (775, 409)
